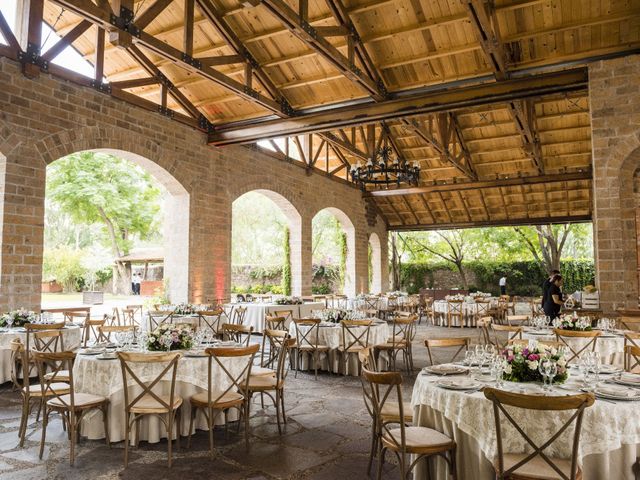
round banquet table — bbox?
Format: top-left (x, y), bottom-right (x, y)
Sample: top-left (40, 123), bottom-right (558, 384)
top-left (522, 329), bottom-right (625, 367)
top-left (287, 320), bottom-right (389, 375)
top-left (433, 300), bottom-right (497, 327)
top-left (144, 313), bottom-right (223, 333)
top-left (73, 350), bottom-right (246, 443)
top-left (0, 325), bottom-right (82, 384)
top-left (411, 370), bottom-right (640, 480)
top-left (223, 302), bottom-right (325, 333)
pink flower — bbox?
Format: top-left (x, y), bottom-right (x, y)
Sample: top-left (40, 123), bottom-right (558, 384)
top-left (507, 355), bottom-right (515, 362)
top-left (528, 353), bottom-right (540, 361)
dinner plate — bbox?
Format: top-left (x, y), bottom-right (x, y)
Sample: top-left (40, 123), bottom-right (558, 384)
top-left (423, 364), bottom-right (468, 376)
top-left (96, 353), bottom-right (118, 360)
top-left (594, 385), bottom-right (640, 401)
top-left (590, 364), bottom-right (621, 375)
top-left (612, 373), bottom-right (640, 387)
top-left (435, 378), bottom-right (481, 391)
top-left (79, 349), bottom-right (103, 355)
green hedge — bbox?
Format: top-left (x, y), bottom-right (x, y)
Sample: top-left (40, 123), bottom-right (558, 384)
top-left (399, 260), bottom-right (595, 296)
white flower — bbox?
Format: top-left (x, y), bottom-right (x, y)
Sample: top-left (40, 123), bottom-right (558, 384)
top-left (504, 364), bottom-right (513, 374)
top-left (527, 360), bottom-right (539, 370)
top-left (557, 357), bottom-right (566, 367)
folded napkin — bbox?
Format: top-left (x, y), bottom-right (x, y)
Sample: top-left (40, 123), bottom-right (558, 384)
top-left (424, 364), bottom-right (467, 375)
top-left (597, 385), bottom-right (636, 397)
top-left (619, 373), bottom-right (640, 384)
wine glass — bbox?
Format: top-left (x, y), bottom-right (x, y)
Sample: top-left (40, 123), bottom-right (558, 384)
top-left (475, 345), bottom-right (486, 364)
top-left (589, 352), bottom-right (601, 385)
top-left (6, 315), bottom-right (13, 329)
top-left (163, 335), bottom-right (174, 351)
top-left (578, 356), bottom-right (593, 390)
top-left (464, 350), bottom-right (475, 366)
top-left (538, 361), bottom-right (549, 390)
top-left (137, 332), bottom-right (148, 352)
top-left (544, 362), bottom-right (558, 391)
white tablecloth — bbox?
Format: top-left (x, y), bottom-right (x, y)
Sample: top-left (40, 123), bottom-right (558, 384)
top-left (522, 330), bottom-right (625, 367)
top-left (223, 302), bottom-right (325, 333)
top-left (411, 372), bottom-right (640, 479)
top-left (73, 351), bottom-right (246, 443)
top-left (433, 300), bottom-right (496, 327)
top-left (144, 314), bottom-right (223, 333)
top-left (287, 320), bottom-right (389, 375)
top-left (0, 325), bottom-right (82, 384)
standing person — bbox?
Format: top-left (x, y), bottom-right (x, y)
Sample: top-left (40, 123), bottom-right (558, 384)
top-left (131, 271), bottom-right (137, 295)
top-left (499, 274), bottom-right (507, 296)
top-left (543, 274), bottom-right (564, 320)
top-left (542, 269), bottom-right (561, 307)
top-left (132, 272), bottom-right (141, 295)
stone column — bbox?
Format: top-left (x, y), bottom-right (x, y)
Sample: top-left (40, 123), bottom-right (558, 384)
top-left (297, 214), bottom-right (312, 296)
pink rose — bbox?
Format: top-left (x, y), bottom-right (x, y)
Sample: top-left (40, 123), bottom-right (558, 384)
top-left (528, 353), bottom-right (540, 361)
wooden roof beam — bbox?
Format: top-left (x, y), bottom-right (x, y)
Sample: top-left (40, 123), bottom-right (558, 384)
top-left (509, 99), bottom-right (544, 174)
top-left (258, 0), bottom-right (386, 100)
top-left (208, 68), bottom-right (587, 145)
top-left (367, 170), bottom-right (591, 197)
top-left (388, 214), bottom-right (592, 231)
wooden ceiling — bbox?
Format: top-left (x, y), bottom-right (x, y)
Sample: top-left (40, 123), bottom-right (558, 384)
top-left (2, 0), bottom-right (638, 229)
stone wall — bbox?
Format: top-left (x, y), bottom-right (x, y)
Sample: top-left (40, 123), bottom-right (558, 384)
top-left (589, 54), bottom-right (640, 312)
top-left (0, 57), bottom-right (389, 311)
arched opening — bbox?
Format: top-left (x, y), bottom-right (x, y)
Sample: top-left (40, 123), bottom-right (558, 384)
top-left (231, 190), bottom-right (302, 296)
top-left (369, 232), bottom-right (382, 293)
top-left (43, 149), bottom-right (190, 304)
top-left (312, 207), bottom-right (356, 296)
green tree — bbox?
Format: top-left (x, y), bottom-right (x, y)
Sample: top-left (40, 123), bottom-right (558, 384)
top-left (46, 152), bottom-right (162, 294)
top-left (513, 224), bottom-right (574, 273)
top-left (281, 227), bottom-right (292, 296)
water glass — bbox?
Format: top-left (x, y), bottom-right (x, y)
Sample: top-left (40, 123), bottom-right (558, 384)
top-left (544, 362), bottom-right (558, 390)
top-left (464, 350), bottom-right (474, 366)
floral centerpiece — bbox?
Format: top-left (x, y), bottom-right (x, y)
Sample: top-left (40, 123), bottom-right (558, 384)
top-left (0, 309), bottom-right (36, 328)
top-left (470, 291), bottom-right (491, 300)
top-left (554, 313), bottom-right (592, 331)
top-left (445, 294), bottom-right (465, 301)
top-left (317, 309), bottom-right (364, 323)
top-left (275, 296), bottom-right (303, 305)
top-left (501, 342), bottom-right (568, 384)
top-left (173, 303), bottom-right (197, 315)
top-left (147, 324), bottom-right (194, 351)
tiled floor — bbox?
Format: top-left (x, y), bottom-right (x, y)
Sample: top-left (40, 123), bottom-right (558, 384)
top-left (0, 324), bottom-right (480, 479)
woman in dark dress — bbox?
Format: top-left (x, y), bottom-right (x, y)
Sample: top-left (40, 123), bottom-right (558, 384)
top-left (543, 274), bottom-right (564, 320)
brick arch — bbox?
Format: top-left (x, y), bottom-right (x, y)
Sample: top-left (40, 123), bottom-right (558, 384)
top-left (33, 126), bottom-right (192, 302)
top-left (228, 181), bottom-right (306, 220)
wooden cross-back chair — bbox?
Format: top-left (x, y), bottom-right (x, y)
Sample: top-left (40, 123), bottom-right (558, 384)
top-left (333, 294), bottom-right (348, 310)
top-left (424, 338), bottom-right (469, 366)
top-left (624, 331), bottom-right (640, 354)
top-left (243, 337), bottom-right (296, 435)
top-left (117, 351), bottom-right (183, 468)
top-left (188, 344), bottom-right (259, 453)
top-left (477, 316), bottom-right (493, 345)
top-left (32, 350), bottom-right (109, 465)
top-left (273, 309), bottom-right (293, 325)
top-left (510, 339), bottom-right (564, 351)
top-left (220, 323), bottom-right (253, 346)
top-left (63, 310), bottom-right (89, 325)
top-left (82, 318), bottom-right (106, 347)
top-left (484, 387), bottom-right (594, 480)
top-left (338, 320), bottom-right (372, 376)
top-left (374, 317), bottom-right (416, 374)
top-left (419, 296), bottom-right (434, 325)
top-left (625, 345), bottom-right (640, 373)
top-left (473, 300), bottom-right (491, 328)
top-left (265, 315), bottom-right (286, 331)
top-left (292, 319), bottom-right (329, 380)
top-left (126, 304), bottom-right (143, 320)
top-left (490, 324), bottom-right (523, 350)
top-left (9, 338), bottom-right (27, 391)
top-left (553, 329), bottom-right (601, 364)
top-left (618, 316), bottom-right (640, 332)
top-left (531, 298), bottom-right (544, 317)
top-left (147, 310), bottom-right (173, 332)
top-left (254, 328), bottom-right (289, 376)
top-left (196, 309), bottom-right (223, 334)
top-left (447, 300), bottom-right (464, 328)
top-left (231, 306), bottom-right (247, 326)
top-left (362, 368), bottom-right (457, 480)
top-left (97, 325), bottom-right (137, 344)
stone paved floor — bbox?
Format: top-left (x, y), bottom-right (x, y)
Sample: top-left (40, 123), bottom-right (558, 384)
top-left (0, 324), bottom-right (481, 480)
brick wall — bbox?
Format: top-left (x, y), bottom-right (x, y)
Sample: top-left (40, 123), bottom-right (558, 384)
top-left (0, 57), bottom-right (389, 311)
top-left (589, 54), bottom-right (640, 312)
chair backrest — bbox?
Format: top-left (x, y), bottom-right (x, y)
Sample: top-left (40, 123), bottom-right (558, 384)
top-left (424, 337), bottom-right (469, 365)
top-left (619, 316), bottom-right (640, 332)
top-left (197, 309), bottom-right (223, 332)
top-left (273, 337), bottom-right (296, 383)
top-left (475, 300), bottom-right (491, 317)
top-left (484, 387), bottom-right (594, 480)
top-left (340, 320), bottom-right (373, 351)
top-left (117, 351), bottom-right (182, 414)
top-left (390, 316), bottom-right (416, 343)
top-left (63, 311), bottom-right (89, 325)
top-left (126, 304), bottom-right (144, 318)
top-left (491, 324), bottom-right (523, 348)
top-left (10, 338), bottom-right (25, 388)
top-left (221, 323), bottom-right (253, 346)
top-left (97, 324), bottom-right (137, 343)
top-left (553, 329), bottom-right (601, 364)
top-left (82, 318), bottom-right (106, 347)
top-left (293, 319), bottom-right (322, 348)
top-left (510, 339), bottom-right (564, 350)
top-left (33, 329), bottom-right (65, 354)
top-left (478, 316), bottom-right (493, 345)
top-left (205, 344), bottom-right (259, 405)
top-left (120, 308), bottom-right (136, 326)
top-left (358, 347), bottom-right (377, 372)
top-left (273, 310), bottom-right (293, 323)
top-left (148, 310), bottom-right (173, 331)
top-left (625, 344), bottom-right (640, 373)
top-left (232, 306), bottom-right (247, 325)
top-left (25, 322), bottom-right (65, 356)
top-left (447, 300), bottom-right (463, 315)
top-left (265, 315), bottom-right (286, 331)
top-left (32, 350), bottom-right (74, 407)
top-left (259, 329), bottom-right (289, 369)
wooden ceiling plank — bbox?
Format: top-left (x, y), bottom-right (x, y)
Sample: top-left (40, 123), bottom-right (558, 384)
top-left (416, 194), bottom-right (436, 224)
top-left (135, 0), bottom-right (173, 30)
top-left (390, 214), bottom-right (592, 231)
top-left (436, 191), bottom-right (453, 223)
top-left (457, 191), bottom-right (472, 223)
top-left (400, 195), bottom-right (420, 224)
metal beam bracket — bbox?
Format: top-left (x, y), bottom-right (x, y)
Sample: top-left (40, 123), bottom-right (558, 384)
top-left (157, 105), bottom-right (174, 118)
top-left (17, 42), bottom-right (47, 71)
top-left (181, 52), bottom-right (201, 69)
top-left (91, 80), bottom-right (112, 94)
top-left (198, 115), bottom-right (211, 131)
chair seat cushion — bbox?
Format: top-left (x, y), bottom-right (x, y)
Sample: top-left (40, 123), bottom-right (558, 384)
top-left (382, 426), bottom-right (454, 454)
top-left (502, 453), bottom-right (579, 480)
top-left (380, 401), bottom-right (413, 423)
top-left (44, 370), bottom-right (70, 381)
top-left (48, 393), bottom-right (106, 409)
top-left (296, 344), bottom-right (329, 351)
top-left (376, 340), bottom-right (408, 349)
top-left (251, 366), bottom-right (276, 377)
top-left (130, 394), bottom-right (183, 413)
top-left (243, 375), bottom-right (283, 391)
top-left (23, 383), bottom-right (70, 397)
top-left (191, 390), bottom-right (244, 408)
top-left (337, 346), bottom-right (367, 353)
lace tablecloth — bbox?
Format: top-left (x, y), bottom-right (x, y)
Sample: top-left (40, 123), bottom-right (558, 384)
top-left (144, 314), bottom-right (222, 333)
top-left (522, 330), bottom-right (625, 366)
top-left (287, 321), bottom-right (389, 374)
top-left (433, 300), bottom-right (496, 327)
top-left (0, 325), bottom-right (82, 384)
top-left (73, 351), bottom-right (246, 442)
top-left (411, 371), bottom-right (640, 479)
top-left (223, 302), bottom-right (326, 333)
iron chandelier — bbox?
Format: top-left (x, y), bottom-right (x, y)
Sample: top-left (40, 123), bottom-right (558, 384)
top-left (349, 144), bottom-right (420, 191)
